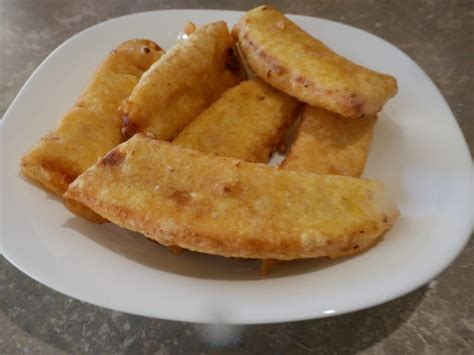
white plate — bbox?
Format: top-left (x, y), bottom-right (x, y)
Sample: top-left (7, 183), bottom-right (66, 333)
top-left (1, 10), bottom-right (472, 324)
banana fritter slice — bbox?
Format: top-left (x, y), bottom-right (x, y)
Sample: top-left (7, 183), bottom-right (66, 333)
top-left (232, 5), bottom-right (397, 118)
top-left (173, 79), bottom-right (300, 162)
top-left (21, 39), bottom-right (164, 222)
top-left (281, 105), bottom-right (376, 177)
top-left (121, 21), bottom-right (246, 140)
top-left (65, 134), bottom-right (399, 261)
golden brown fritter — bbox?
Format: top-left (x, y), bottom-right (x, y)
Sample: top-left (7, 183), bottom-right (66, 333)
top-left (232, 5), bottom-right (397, 118)
top-left (21, 39), bottom-right (164, 222)
top-left (281, 105), bottom-right (376, 177)
top-left (121, 21), bottom-right (246, 140)
top-left (65, 134), bottom-right (399, 261)
top-left (172, 79), bottom-right (301, 162)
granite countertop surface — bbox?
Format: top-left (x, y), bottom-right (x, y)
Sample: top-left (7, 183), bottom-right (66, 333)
top-left (1, 0), bottom-right (472, 354)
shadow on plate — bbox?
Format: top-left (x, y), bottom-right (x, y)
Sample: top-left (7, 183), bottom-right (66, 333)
top-left (63, 216), bottom-right (359, 281)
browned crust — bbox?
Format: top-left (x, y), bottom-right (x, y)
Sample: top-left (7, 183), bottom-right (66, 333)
top-left (281, 106), bottom-right (377, 177)
top-left (122, 114), bottom-right (141, 140)
top-left (120, 22), bottom-right (246, 141)
top-left (232, 6), bottom-right (398, 118)
top-left (65, 135), bottom-right (399, 260)
top-left (68, 193), bottom-right (391, 260)
top-left (172, 79), bottom-right (301, 163)
top-left (21, 156), bottom-right (77, 196)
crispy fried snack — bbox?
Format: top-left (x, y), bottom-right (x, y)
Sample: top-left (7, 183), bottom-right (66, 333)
top-left (121, 21), bottom-right (246, 140)
top-left (281, 106), bottom-right (376, 177)
top-left (172, 79), bottom-right (300, 162)
top-left (21, 39), bottom-right (164, 222)
top-left (65, 134), bottom-right (399, 260)
top-left (232, 5), bottom-right (397, 118)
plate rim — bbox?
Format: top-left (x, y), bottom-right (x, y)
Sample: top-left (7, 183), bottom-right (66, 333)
top-left (1, 8), bottom-right (472, 324)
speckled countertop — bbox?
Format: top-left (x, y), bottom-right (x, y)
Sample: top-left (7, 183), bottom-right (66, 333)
top-left (1, 0), bottom-right (473, 354)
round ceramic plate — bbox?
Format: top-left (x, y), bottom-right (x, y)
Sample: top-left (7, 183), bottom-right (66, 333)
top-left (1, 10), bottom-right (472, 324)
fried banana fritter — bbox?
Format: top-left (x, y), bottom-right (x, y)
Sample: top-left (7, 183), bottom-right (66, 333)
top-left (172, 79), bottom-right (300, 162)
top-left (21, 39), bottom-right (164, 222)
top-left (281, 106), bottom-right (376, 177)
top-left (121, 21), bottom-right (246, 140)
top-left (232, 5), bottom-right (397, 118)
top-left (65, 134), bottom-right (399, 261)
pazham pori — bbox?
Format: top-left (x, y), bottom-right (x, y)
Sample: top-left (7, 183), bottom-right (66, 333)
top-left (121, 21), bottom-right (246, 140)
top-left (232, 5), bottom-right (397, 118)
top-left (281, 106), bottom-right (376, 177)
top-left (65, 134), bottom-right (399, 261)
top-left (172, 79), bottom-right (301, 162)
top-left (21, 39), bottom-right (164, 222)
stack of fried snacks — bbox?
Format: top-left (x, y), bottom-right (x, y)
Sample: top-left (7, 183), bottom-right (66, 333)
top-left (22, 5), bottom-right (400, 274)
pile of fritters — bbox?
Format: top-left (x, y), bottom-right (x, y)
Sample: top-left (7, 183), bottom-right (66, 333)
top-left (21, 5), bottom-right (399, 275)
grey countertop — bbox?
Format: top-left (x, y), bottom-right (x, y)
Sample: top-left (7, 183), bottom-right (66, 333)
top-left (1, 1), bottom-right (472, 354)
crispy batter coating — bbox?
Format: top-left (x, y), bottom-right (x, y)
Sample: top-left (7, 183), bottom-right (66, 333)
top-left (121, 21), bottom-right (246, 140)
top-left (281, 106), bottom-right (376, 177)
top-left (65, 134), bottom-right (399, 261)
top-left (172, 79), bottom-right (300, 162)
top-left (232, 6), bottom-right (397, 118)
top-left (21, 39), bottom-right (163, 222)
